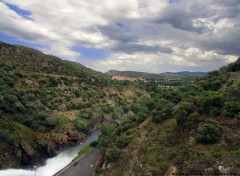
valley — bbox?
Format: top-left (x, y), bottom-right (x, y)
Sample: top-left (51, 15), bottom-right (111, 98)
top-left (0, 41), bottom-right (239, 176)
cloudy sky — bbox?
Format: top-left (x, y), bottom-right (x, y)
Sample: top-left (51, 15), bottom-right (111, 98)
top-left (0, 0), bottom-right (239, 73)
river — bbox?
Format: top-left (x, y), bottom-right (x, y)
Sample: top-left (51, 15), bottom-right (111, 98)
top-left (0, 130), bottom-right (101, 176)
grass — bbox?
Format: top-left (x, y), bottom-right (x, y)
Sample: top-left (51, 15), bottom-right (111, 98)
top-left (79, 145), bottom-right (94, 156)
top-left (72, 145), bottom-right (94, 162)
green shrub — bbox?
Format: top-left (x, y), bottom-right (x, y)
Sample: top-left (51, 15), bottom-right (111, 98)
top-left (98, 135), bottom-right (110, 147)
top-left (90, 141), bottom-right (98, 147)
top-left (224, 101), bottom-right (240, 117)
top-left (80, 109), bottom-right (92, 119)
top-left (106, 147), bottom-right (121, 163)
top-left (73, 119), bottom-right (88, 132)
top-left (0, 129), bottom-right (15, 145)
top-left (174, 102), bottom-right (194, 127)
top-left (74, 90), bottom-right (81, 97)
top-left (152, 103), bottom-right (174, 123)
top-left (197, 123), bottom-right (222, 144)
top-left (100, 124), bottom-right (115, 136)
top-left (45, 116), bottom-right (58, 128)
top-left (116, 135), bottom-right (132, 148)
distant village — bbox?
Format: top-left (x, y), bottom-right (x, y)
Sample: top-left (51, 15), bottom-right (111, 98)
top-left (111, 75), bottom-right (146, 82)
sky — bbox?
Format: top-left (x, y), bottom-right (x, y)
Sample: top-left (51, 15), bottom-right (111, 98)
top-left (0, 0), bottom-right (239, 73)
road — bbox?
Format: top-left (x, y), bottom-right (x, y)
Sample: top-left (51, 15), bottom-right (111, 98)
top-left (54, 149), bottom-right (100, 176)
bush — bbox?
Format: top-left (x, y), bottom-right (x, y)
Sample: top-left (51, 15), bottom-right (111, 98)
top-left (0, 129), bottom-right (15, 145)
top-left (224, 101), bottom-right (240, 117)
top-left (197, 123), bottom-right (222, 144)
top-left (90, 141), bottom-right (98, 147)
top-left (100, 124), bottom-right (115, 136)
top-left (174, 102), bottom-right (194, 128)
top-left (46, 116), bottom-right (58, 128)
top-left (80, 109), bottom-right (92, 119)
top-left (152, 103), bottom-right (174, 123)
top-left (106, 147), bottom-right (121, 163)
top-left (98, 135), bottom-right (110, 148)
top-left (116, 135), bottom-right (132, 148)
top-left (198, 94), bottom-right (224, 115)
top-left (73, 119), bottom-right (88, 132)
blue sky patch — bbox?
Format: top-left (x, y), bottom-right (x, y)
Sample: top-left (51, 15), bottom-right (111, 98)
top-left (72, 45), bottom-right (110, 60)
top-left (168, 0), bottom-right (180, 4)
top-left (116, 22), bottom-right (130, 32)
top-left (4, 2), bottom-right (33, 20)
top-left (0, 33), bottom-right (46, 50)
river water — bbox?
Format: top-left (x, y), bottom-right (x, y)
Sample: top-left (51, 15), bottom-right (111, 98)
top-left (0, 130), bottom-right (101, 176)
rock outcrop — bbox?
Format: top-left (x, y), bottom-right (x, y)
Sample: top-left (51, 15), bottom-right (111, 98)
top-left (20, 140), bottom-right (38, 164)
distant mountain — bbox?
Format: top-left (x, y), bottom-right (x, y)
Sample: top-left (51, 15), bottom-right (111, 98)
top-left (162, 71), bottom-right (207, 76)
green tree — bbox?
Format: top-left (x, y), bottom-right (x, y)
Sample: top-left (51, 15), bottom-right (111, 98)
top-left (106, 147), bottom-right (121, 163)
top-left (152, 103), bottom-right (174, 123)
top-left (197, 123), bottom-right (222, 144)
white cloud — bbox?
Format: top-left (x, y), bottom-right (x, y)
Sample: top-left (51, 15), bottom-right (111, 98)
top-left (0, 0), bottom-right (239, 72)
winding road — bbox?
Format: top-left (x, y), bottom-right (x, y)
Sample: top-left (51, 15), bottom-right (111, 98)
top-left (54, 149), bottom-right (100, 176)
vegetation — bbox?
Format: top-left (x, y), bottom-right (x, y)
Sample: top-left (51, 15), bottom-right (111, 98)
top-left (96, 58), bottom-right (240, 175)
top-left (78, 145), bottom-right (94, 157)
top-left (106, 70), bottom-right (206, 87)
top-left (197, 123), bottom-right (222, 143)
top-left (0, 41), bottom-right (149, 169)
top-left (0, 41), bottom-right (240, 175)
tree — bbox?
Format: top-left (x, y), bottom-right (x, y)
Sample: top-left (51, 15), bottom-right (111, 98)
top-left (224, 101), bottom-right (240, 117)
top-left (174, 102), bottom-right (195, 128)
top-left (152, 103), bottom-right (174, 123)
top-left (197, 123), bottom-right (222, 144)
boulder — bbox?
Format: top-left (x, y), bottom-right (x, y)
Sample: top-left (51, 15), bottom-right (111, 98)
top-left (50, 133), bottom-right (69, 146)
top-left (66, 129), bottom-right (82, 143)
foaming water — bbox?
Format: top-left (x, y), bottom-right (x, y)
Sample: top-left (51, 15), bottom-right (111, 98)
top-left (0, 130), bottom-right (101, 176)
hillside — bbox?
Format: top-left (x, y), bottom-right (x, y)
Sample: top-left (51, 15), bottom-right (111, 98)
top-left (0, 41), bottom-right (149, 169)
top-left (96, 58), bottom-right (240, 175)
top-left (106, 70), bottom-right (205, 86)
top-left (106, 70), bottom-right (178, 80)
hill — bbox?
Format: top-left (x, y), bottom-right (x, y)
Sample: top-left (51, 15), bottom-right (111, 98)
top-left (0, 41), bottom-right (105, 80)
top-left (106, 70), bottom-right (206, 86)
top-left (96, 58), bottom-right (240, 175)
top-left (0, 41), bottom-right (149, 169)
top-left (106, 70), bottom-right (178, 80)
